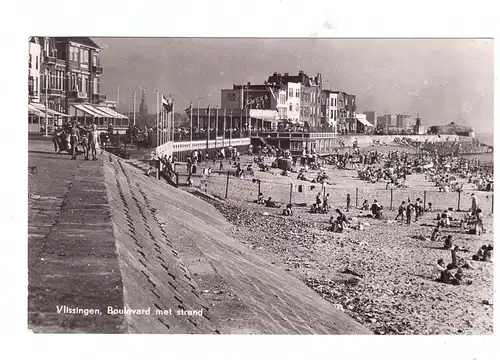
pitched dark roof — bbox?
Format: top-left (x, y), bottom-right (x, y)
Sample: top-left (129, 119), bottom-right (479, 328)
top-left (54, 37), bottom-right (100, 49)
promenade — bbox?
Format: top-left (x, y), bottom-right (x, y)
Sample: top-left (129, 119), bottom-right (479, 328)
top-left (28, 139), bottom-right (126, 333)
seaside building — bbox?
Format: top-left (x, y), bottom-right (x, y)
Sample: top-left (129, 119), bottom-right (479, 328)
top-left (396, 114), bottom-right (412, 130)
top-left (28, 37), bottom-right (128, 133)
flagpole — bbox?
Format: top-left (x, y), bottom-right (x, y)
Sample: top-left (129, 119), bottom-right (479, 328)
top-left (172, 100), bottom-right (175, 160)
top-left (190, 102), bottom-right (193, 149)
top-left (215, 106), bottom-right (218, 150)
top-left (229, 110), bottom-right (233, 146)
top-left (133, 89), bottom-right (136, 126)
top-left (206, 106), bottom-right (210, 160)
top-left (223, 108), bottom-right (226, 148)
top-left (156, 90), bottom-right (159, 148)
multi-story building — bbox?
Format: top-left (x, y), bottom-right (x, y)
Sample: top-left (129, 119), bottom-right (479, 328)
top-left (396, 114), bottom-right (412, 130)
top-left (29, 37), bottom-right (128, 133)
top-left (28, 38), bottom-right (41, 102)
top-left (320, 90), bottom-right (339, 132)
top-left (266, 71), bottom-right (323, 127)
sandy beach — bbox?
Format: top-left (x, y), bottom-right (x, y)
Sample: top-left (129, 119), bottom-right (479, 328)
top-left (185, 143), bottom-right (494, 334)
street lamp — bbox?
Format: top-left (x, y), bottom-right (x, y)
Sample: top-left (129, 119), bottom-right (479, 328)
top-left (197, 96), bottom-right (203, 130)
top-left (45, 67), bottom-right (49, 136)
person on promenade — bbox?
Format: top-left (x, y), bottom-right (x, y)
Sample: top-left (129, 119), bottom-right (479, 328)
top-left (52, 126), bottom-right (61, 153)
top-left (69, 123), bottom-right (80, 160)
top-left (395, 201), bottom-right (406, 222)
top-left (346, 193), bottom-right (351, 212)
top-left (283, 203), bottom-right (293, 216)
top-left (88, 124), bottom-right (100, 161)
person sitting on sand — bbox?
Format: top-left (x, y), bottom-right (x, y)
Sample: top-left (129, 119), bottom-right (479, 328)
top-left (256, 192), bottom-right (265, 205)
top-left (483, 245), bottom-right (493, 262)
top-left (432, 259), bottom-right (446, 280)
top-left (361, 200), bottom-right (370, 211)
top-left (439, 263), bottom-right (457, 284)
top-left (371, 200), bottom-right (382, 219)
top-left (431, 227), bottom-right (441, 242)
top-left (283, 203), bottom-right (293, 216)
top-left (331, 209), bottom-right (349, 232)
top-left (472, 245), bottom-right (487, 261)
top-left (265, 197), bottom-right (280, 208)
top-left (444, 235), bottom-right (453, 250)
top-left (426, 202), bottom-right (433, 212)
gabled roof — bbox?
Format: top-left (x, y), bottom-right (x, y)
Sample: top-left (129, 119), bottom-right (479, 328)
top-left (54, 37), bottom-right (100, 49)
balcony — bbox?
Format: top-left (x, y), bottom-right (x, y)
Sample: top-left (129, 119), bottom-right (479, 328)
top-left (93, 65), bottom-right (103, 74)
top-left (47, 88), bottom-right (63, 97)
top-left (68, 90), bottom-right (88, 100)
top-left (44, 54), bottom-right (57, 65)
top-left (92, 93), bottom-right (107, 103)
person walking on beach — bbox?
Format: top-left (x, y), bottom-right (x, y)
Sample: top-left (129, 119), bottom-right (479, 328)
top-left (406, 202), bottom-right (413, 225)
top-left (471, 193), bottom-right (479, 213)
top-left (395, 201), bottom-right (406, 222)
top-left (346, 193), bottom-right (351, 212)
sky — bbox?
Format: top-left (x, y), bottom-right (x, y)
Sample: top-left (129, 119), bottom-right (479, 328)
top-left (94, 38), bottom-right (494, 134)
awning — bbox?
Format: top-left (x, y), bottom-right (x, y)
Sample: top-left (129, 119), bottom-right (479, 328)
top-left (70, 103), bottom-right (107, 117)
top-left (96, 106), bottom-right (128, 119)
top-left (28, 104), bottom-right (49, 117)
top-left (356, 116), bottom-right (373, 127)
top-left (30, 103), bottom-right (69, 117)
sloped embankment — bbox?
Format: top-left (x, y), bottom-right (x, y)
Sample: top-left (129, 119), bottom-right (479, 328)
top-left (104, 154), bottom-right (370, 334)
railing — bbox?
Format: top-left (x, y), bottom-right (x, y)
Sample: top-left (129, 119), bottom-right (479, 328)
top-left (44, 55), bottom-right (57, 64)
top-left (68, 90), bottom-right (87, 99)
top-left (172, 129), bottom-right (250, 142)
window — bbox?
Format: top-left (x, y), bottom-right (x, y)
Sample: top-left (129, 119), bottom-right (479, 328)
top-left (295, 89), bottom-right (300, 97)
top-left (288, 89), bottom-right (293, 98)
top-left (93, 54), bottom-right (98, 66)
top-left (330, 98), bottom-right (334, 106)
top-left (289, 104), bottom-right (293, 111)
top-left (83, 50), bottom-right (89, 63)
top-left (29, 54), bottom-right (32, 69)
top-left (80, 49), bottom-right (85, 63)
top-left (35, 77), bottom-right (38, 93)
top-left (331, 110), bottom-right (334, 119)
top-left (35, 56), bottom-right (39, 70)
top-left (335, 98), bottom-right (337, 106)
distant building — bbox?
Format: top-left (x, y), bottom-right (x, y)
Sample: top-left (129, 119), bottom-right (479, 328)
top-left (428, 122), bottom-right (475, 137)
top-left (396, 114), bottom-right (412, 129)
top-left (139, 89), bottom-right (148, 121)
top-left (413, 116), bottom-right (426, 135)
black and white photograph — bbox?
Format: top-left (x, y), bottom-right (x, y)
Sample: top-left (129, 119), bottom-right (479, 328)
top-left (26, 35), bottom-right (494, 336)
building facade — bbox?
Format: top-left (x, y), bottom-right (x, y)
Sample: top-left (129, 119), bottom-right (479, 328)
top-left (266, 71), bottom-right (323, 127)
top-left (396, 114), bottom-right (412, 129)
top-left (28, 37), bottom-right (128, 132)
top-left (28, 38), bottom-right (41, 102)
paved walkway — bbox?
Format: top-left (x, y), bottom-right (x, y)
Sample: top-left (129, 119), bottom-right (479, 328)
top-left (28, 140), bottom-right (126, 333)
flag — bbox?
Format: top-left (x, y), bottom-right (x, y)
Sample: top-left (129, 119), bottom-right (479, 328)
top-left (162, 94), bottom-right (173, 113)
top-left (206, 105), bottom-right (211, 115)
top-left (185, 104), bottom-right (192, 114)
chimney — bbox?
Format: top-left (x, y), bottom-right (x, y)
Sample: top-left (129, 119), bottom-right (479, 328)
top-left (284, 72), bottom-right (289, 77)
top-left (247, 82), bottom-right (251, 88)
